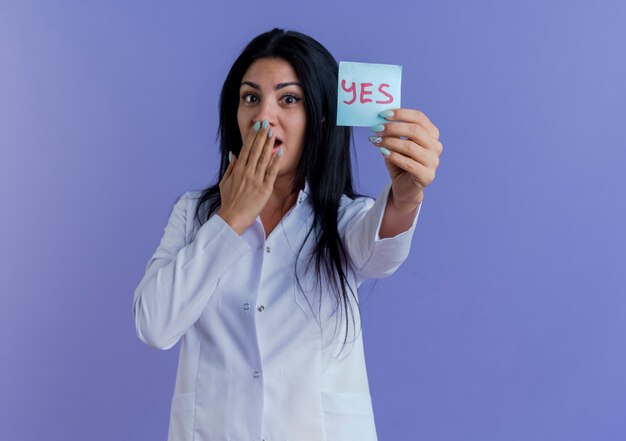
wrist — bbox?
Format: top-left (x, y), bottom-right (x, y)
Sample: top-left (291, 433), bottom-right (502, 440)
top-left (216, 208), bottom-right (248, 236)
top-left (390, 189), bottom-right (423, 214)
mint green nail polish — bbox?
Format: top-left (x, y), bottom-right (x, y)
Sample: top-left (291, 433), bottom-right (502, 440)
top-left (254, 121), bottom-right (260, 132)
top-left (379, 147), bottom-right (391, 157)
top-left (268, 128), bottom-right (273, 138)
top-left (262, 119), bottom-right (268, 129)
top-left (228, 151), bottom-right (232, 162)
top-left (370, 124), bottom-right (385, 133)
top-left (379, 110), bottom-right (394, 118)
top-left (277, 147), bottom-right (284, 157)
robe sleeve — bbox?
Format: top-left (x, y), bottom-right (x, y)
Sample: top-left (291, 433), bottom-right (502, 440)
top-left (132, 192), bottom-right (252, 350)
top-left (343, 182), bottom-right (422, 281)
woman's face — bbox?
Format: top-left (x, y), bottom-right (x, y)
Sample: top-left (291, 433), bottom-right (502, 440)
top-left (237, 57), bottom-right (307, 180)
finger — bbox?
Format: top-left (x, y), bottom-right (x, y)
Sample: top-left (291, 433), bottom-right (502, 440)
top-left (382, 151), bottom-right (435, 187)
top-left (256, 126), bottom-right (276, 176)
top-left (370, 136), bottom-right (438, 169)
top-left (264, 147), bottom-right (283, 184)
top-left (238, 120), bottom-right (262, 166)
top-left (223, 152), bottom-right (236, 181)
top-left (247, 119), bottom-right (271, 168)
top-left (380, 108), bottom-right (440, 141)
top-left (373, 121), bottom-right (442, 153)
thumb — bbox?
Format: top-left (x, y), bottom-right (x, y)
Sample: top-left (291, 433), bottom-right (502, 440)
top-left (383, 155), bottom-right (402, 180)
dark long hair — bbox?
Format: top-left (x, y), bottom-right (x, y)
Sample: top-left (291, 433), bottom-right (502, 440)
top-left (194, 28), bottom-right (369, 355)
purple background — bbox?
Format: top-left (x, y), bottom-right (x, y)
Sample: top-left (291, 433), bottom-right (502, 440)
top-left (2, 1), bottom-right (625, 440)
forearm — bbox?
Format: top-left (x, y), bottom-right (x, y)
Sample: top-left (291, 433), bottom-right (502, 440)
top-left (379, 188), bottom-right (423, 239)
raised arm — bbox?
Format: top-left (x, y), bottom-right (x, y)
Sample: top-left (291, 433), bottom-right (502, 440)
top-left (343, 182), bottom-right (422, 281)
top-left (345, 107), bottom-right (442, 280)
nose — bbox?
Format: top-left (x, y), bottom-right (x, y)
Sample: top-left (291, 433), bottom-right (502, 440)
top-left (253, 100), bottom-right (277, 127)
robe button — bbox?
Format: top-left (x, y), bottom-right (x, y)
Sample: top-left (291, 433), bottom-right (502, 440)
top-left (258, 305), bottom-right (265, 312)
top-left (265, 246), bottom-right (271, 253)
top-left (253, 370), bottom-right (260, 378)
top-left (243, 303), bottom-right (250, 311)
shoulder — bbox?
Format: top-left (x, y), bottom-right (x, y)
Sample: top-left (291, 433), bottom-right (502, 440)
top-left (338, 193), bottom-right (375, 213)
top-left (170, 190), bottom-right (207, 245)
top-left (167, 189), bottom-right (206, 226)
top-left (337, 192), bottom-right (375, 228)
top-left (176, 188), bottom-right (217, 220)
top-left (178, 189), bottom-right (213, 211)
top-left (186, 189), bottom-right (204, 199)
top-left (184, 189), bottom-right (204, 203)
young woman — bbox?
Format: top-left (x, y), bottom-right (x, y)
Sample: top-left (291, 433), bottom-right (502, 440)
top-left (133, 28), bottom-right (442, 441)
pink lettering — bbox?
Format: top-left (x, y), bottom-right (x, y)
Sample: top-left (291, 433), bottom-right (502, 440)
top-left (341, 79), bottom-right (357, 105)
top-left (360, 82), bottom-right (373, 103)
top-left (375, 83), bottom-right (393, 104)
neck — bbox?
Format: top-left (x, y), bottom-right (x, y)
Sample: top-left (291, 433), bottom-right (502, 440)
top-left (264, 174), bottom-right (304, 215)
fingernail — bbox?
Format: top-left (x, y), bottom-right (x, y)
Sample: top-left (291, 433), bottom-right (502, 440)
top-left (379, 147), bottom-right (391, 157)
top-left (228, 151), bottom-right (232, 162)
top-left (369, 135), bottom-right (382, 144)
top-left (268, 128), bottom-right (273, 138)
top-left (262, 119), bottom-right (268, 129)
top-left (370, 124), bottom-right (385, 133)
top-left (379, 110), bottom-right (394, 118)
top-left (254, 121), bottom-right (261, 132)
top-left (277, 147), bottom-right (284, 157)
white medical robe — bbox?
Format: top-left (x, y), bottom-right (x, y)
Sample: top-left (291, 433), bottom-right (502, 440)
top-left (133, 181), bottom-right (422, 441)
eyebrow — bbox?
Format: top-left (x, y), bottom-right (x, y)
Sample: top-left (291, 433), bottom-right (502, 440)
top-left (240, 81), bottom-right (302, 90)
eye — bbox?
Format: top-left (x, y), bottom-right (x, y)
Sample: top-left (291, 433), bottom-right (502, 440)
top-left (282, 94), bottom-right (301, 105)
top-left (241, 93), bottom-right (258, 104)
